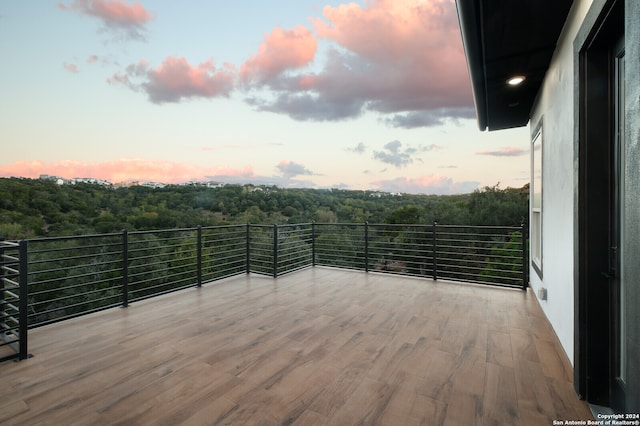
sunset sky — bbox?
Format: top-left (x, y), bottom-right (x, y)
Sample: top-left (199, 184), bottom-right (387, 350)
top-left (0, 0), bottom-right (530, 194)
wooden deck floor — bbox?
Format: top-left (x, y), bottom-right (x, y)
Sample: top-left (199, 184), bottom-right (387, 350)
top-left (0, 267), bottom-right (592, 425)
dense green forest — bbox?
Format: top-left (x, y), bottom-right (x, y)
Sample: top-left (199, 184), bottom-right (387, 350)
top-left (0, 177), bottom-right (529, 240)
top-left (1, 177), bottom-right (529, 324)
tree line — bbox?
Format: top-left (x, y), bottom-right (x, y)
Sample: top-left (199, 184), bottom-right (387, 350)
top-left (0, 177), bottom-right (529, 240)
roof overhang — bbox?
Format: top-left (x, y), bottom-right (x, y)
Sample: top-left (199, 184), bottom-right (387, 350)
top-left (456, 0), bottom-right (574, 131)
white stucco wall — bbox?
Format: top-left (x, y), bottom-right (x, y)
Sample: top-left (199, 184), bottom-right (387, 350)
top-left (529, 0), bottom-right (593, 366)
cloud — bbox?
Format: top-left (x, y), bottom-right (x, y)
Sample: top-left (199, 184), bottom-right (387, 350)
top-left (63, 62), bottom-right (79, 73)
top-left (373, 141), bottom-right (416, 167)
top-left (205, 164), bottom-right (317, 188)
top-left (371, 175), bottom-right (480, 195)
top-left (304, 0), bottom-right (471, 117)
top-left (372, 140), bottom-right (441, 168)
top-left (241, 26), bottom-right (317, 84)
top-left (106, 0), bottom-right (472, 127)
top-left (276, 160), bottom-right (314, 179)
top-left (253, 0), bottom-right (472, 122)
top-left (347, 142), bottom-right (367, 154)
top-left (86, 54), bottom-right (112, 66)
top-left (384, 108), bottom-right (476, 128)
top-left (475, 147), bottom-right (528, 157)
top-left (59, 0), bottom-right (154, 41)
top-left (108, 57), bottom-right (236, 103)
top-left (0, 159), bottom-right (253, 184)
top-left (248, 89), bottom-right (366, 122)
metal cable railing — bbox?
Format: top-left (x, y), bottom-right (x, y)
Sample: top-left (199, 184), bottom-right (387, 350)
top-left (127, 228), bottom-right (199, 302)
top-left (276, 224), bottom-right (313, 276)
top-left (12, 222), bottom-right (527, 334)
top-left (27, 233), bottom-right (123, 327)
top-left (314, 223), bottom-right (367, 271)
top-left (201, 225), bottom-right (246, 282)
top-left (432, 225), bottom-right (526, 287)
top-left (0, 240), bottom-right (28, 361)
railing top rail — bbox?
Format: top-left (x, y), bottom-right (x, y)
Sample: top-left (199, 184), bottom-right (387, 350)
top-left (366, 223), bottom-right (432, 229)
top-left (0, 240), bottom-right (20, 247)
top-left (22, 222), bottom-right (526, 245)
top-left (313, 222), bottom-right (366, 227)
top-left (430, 224), bottom-right (524, 230)
top-left (274, 223), bottom-right (314, 228)
top-left (247, 224), bottom-right (276, 229)
top-left (201, 224), bottom-right (246, 231)
top-left (27, 232), bottom-right (122, 244)
top-left (247, 223), bottom-right (315, 230)
top-left (128, 227), bottom-right (198, 236)
top-left (312, 222), bottom-right (524, 231)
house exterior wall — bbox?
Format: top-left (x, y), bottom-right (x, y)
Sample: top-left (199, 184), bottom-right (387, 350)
top-left (528, 0), bottom-right (593, 365)
top-left (623, 0), bottom-right (640, 412)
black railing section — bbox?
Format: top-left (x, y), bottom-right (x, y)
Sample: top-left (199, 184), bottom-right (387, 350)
top-left (314, 223), bottom-right (367, 270)
top-left (15, 222), bottom-right (527, 332)
top-left (0, 240), bottom-right (29, 361)
top-left (313, 223), bottom-right (527, 288)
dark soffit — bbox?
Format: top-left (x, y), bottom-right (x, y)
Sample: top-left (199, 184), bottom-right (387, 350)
top-left (456, 0), bottom-right (574, 131)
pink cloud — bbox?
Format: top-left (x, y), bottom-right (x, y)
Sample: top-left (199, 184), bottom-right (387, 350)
top-left (108, 57), bottom-right (236, 103)
top-left (314, 0), bottom-right (470, 109)
top-left (475, 147), bottom-right (528, 157)
top-left (59, 0), bottom-right (153, 40)
top-left (371, 174), bottom-right (480, 195)
top-left (250, 0), bottom-right (472, 124)
top-left (241, 25), bottom-right (318, 84)
top-left (63, 62), bottom-right (79, 73)
top-left (107, 0), bottom-right (473, 127)
top-left (0, 159), bottom-right (254, 184)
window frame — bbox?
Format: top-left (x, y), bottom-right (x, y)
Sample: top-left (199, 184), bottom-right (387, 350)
top-left (531, 123), bottom-right (543, 278)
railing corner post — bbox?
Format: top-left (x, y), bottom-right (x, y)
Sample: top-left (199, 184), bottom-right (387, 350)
top-left (18, 239), bottom-right (29, 360)
top-left (273, 224), bottom-right (278, 278)
top-left (196, 225), bottom-right (202, 288)
top-left (0, 240), bottom-right (5, 331)
top-left (432, 221), bottom-right (438, 281)
top-left (122, 229), bottom-right (129, 308)
top-left (311, 221), bottom-right (316, 267)
top-left (521, 222), bottom-right (528, 290)
top-left (246, 223), bottom-right (250, 274)
top-left (364, 221), bottom-right (369, 272)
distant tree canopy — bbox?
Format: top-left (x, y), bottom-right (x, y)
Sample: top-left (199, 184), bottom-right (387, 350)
top-left (0, 178), bottom-right (529, 240)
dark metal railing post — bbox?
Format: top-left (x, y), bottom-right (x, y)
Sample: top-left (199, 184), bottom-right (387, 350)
top-left (122, 230), bottom-right (129, 308)
top-left (364, 222), bottom-right (369, 272)
top-left (273, 224), bottom-right (278, 278)
top-left (246, 223), bottom-right (251, 274)
top-left (18, 240), bottom-right (28, 360)
top-left (0, 240), bottom-right (5, 330)
top-left (432, 222), bottom-right (438, 281)
top-left (521, 223), bottom-right (528, 290)
top-left (196, 225), bottom-right (202, 288)
top-left (311, 222), bottom-right (316, 267)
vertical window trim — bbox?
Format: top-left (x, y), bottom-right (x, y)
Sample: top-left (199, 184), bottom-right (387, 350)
top-left (531, 122), bottom-right (543, 278)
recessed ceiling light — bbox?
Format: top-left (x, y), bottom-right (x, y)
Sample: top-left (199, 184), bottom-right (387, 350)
top-left (507, 76), bottom-right (526, 86)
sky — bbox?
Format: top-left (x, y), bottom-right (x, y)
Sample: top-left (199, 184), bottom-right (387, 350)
top-left (0, 0), bottom-right (531, 195)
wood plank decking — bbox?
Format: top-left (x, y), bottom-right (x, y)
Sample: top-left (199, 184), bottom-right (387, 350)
top-left (0, 267), bottom-right (592, 425)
